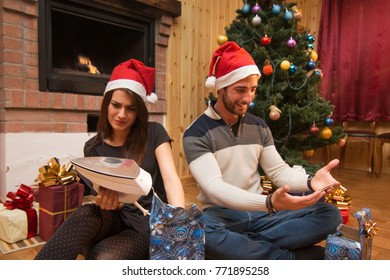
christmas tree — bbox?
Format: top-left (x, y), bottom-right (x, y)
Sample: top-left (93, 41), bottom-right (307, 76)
top-left (211, 0), bottom-right (345, 174)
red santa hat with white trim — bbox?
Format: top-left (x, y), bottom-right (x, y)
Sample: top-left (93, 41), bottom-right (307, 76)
top-left (104, 59), bottom-right (158, 103)
top-left (205, 41), bottom-right (261, 91)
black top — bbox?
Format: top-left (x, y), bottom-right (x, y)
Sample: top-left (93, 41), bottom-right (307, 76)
top-left (83, 122), bottom-right (171, 233)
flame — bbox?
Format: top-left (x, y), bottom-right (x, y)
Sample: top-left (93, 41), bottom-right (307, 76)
top-left (78, 55), bottom-right (100, 74)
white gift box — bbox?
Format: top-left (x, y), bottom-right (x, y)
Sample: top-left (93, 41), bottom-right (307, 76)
top-left (0, 202), bottom-right (39, 244)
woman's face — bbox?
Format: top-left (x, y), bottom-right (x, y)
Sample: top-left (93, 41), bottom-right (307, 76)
top-left (107, 89), bottom-right (137, 134)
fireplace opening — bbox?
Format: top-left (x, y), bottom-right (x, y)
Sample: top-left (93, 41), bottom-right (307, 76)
top-left (39, 0), bottom-right (155, 95)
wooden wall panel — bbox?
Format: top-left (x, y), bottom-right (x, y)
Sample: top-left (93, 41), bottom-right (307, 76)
top-left (166, 0), bottom-right (390, 177)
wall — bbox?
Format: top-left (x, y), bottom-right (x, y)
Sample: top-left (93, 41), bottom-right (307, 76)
top-left (166, 0), bottom-right (390, 180)
top-left (0, 0), bottom-right (178, 201)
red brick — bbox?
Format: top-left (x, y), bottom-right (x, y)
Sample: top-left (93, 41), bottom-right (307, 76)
top-left (3, 50), bottom-right (23, 64)
top-left (67, 123), bottom-right (87, 133)
top-left (10, 91), bottom-right (25, 107)
top-left (39, 92), bottom-right (52, 108)
top-left (25, 40), bottom-right (38, 55)
top-left (25, 54), bottom-right (38, 67)
top-left (25, 91), bottom-right (40, 107)
top-left (4, 63), bottom-right (22, 77)
top-left (3, 11), bottom-right (23, 25)
top-left (76, 95), bottom-right (85, 110)
top-left (63, 94), bottom-right (76, 110)
top-left (52, 111), bottom-right (85, 123)
top-left (25, 79), bottom-right (39, 91)
top-left (3, 24), bottom-right (22, 38)
top-left (3, 76), bottom-right (23, 90)
top-left (52, 93), bottom-right (64, 109)
top-left (3, 37), bottom-right (23, 50)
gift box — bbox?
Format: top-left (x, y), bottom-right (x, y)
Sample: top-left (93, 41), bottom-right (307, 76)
top-left (39, 182), bottom-right (84, 241)
top-left (325, 185), bottom-right (352, 225)
top-left (0, 185), bottom-right (39, 243)
top-left (36, 157), bottom-right (84, 241)
top-left (325, 208), bottom-right (377, 260)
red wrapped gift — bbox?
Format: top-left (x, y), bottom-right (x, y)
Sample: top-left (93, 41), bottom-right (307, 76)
top-left (340, 208), bottom-right (350, 225)
top-left (39, 181), bottom-right (84, 241)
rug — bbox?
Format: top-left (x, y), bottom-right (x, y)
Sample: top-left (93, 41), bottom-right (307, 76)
top-left (0, 235), bottom-right (46, 255)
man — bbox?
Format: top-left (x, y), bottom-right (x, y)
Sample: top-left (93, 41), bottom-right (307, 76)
top-left (183, 41), bottom-right (342, 260)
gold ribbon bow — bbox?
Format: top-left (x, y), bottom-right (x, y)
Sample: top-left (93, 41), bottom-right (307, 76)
top-left (325, 185), bottom-right (352, 209)
top-left (36, 157), bottom-right (79, 187)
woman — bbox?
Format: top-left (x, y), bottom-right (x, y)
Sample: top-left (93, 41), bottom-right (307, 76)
top-left (35, 59), bottom-right (185, 260)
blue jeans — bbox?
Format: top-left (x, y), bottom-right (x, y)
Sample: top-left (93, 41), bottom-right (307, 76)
top-left (203, 202), bottom-right (342, 260)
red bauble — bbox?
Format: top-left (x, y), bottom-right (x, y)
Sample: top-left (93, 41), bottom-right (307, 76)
top-left (262, 65), bottom-right (273, 76)
top-left (309, 124), bottom-right (319, 135)
top-left (261, 35), bottom-right (271, 46)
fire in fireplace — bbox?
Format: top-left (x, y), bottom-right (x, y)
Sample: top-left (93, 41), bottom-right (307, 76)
top-left (38, 0), bottom-right (155, 95)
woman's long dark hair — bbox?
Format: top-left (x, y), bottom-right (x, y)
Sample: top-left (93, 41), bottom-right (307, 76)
top-left (93, 89), bottom-right (149, 164)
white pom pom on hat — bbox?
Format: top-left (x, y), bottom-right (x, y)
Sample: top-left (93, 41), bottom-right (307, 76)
top-left (205, 41), bottom-right (261, 91)
top-left (104, 59), bottom-right (158, 103)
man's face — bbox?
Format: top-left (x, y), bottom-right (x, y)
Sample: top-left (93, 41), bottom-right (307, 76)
top-left (221, 75), bottom-right (258, 116)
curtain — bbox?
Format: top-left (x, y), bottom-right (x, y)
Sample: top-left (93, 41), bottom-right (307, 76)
top-left (318, 0), bottom-right (390, 121)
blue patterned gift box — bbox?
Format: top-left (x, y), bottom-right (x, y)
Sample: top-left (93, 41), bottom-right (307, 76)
top-left (149, 192), bottom-right (205, 260)
top-left (325, 208), bottom-right (377, 260)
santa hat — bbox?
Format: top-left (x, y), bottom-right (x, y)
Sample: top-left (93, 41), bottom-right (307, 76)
top-left (205, 42), bottom-right (261, 90)
top-left (104, 59), bottom-right (158, 103)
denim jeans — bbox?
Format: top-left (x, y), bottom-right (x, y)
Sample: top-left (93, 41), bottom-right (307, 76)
top-left (203, 202), bottom-right (342, 260)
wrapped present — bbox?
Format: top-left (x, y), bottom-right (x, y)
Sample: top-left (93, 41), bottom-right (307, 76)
top-left (36, 158), bottom-right (84, 241)
top-left (325, 208), bottom-right (377, 260)
top-left (325, 185), bottom-right (352, 225)
top-left (0, 184), bottom-right (39, 243)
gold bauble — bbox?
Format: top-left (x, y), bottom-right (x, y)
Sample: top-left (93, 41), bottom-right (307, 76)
top-left (320, 127), bottom-right (332, 139)
top-left (217, 34), bottom-right (228, 46)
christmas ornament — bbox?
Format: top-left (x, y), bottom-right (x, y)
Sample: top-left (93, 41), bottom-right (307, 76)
top-left (271, 4), bottom-right (281, 14)
top-left (261, 35), bottom-right (271, 46)
top-left (338, 137), bottom-right (347, 147)
top-left (306, 34), bottom-right (315, 44)
top-left (310, 50), bottom-right (318, 62)
top-left (314, 68), bottom-right (323, 78)
top-left (217, 34), bottom-right (228, 46)
top-left (309, 124), bottom-right (319, 135)
top-left (252, 3), bottom-right (261, 14)
top-left (249, 101), bottom-right (255, 110)
top-left (306, 60), bottom-right (316, 70)
top-left (287, 37), bottom-right (296, 48)
top-left (252, 14), bottom-right (262, 26)
top-left (289, 63), bottom-right (297, 74)
top-left (294, 9), bottom-right (302, 19)
top-left (320, 127), bottom-right (332, 139)
top-left (303, 149), bottom-right (314, 157)
top-left (284, 10), bottom-right (293, 21)
top-left (280, 60), bottom-right (290, 70)
top-left (262, 64), bottom-right (273, 76)
top-left (269, 105), bottom-right (281, 121)
top-left (242, 3), bottom-right (251, 14)
top-left (324, 117), bottom-right (334, 126)
top-left (307, 43), bottom-right (315, 50)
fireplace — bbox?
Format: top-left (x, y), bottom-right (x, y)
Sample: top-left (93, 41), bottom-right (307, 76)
top-left (38, 0), bottom-right (155, 95)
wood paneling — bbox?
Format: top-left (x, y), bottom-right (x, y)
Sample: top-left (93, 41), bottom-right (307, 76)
top-left (166, 0), bottom-right (324, 178)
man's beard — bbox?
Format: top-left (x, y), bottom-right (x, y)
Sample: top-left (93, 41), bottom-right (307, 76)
top-left (221, 90), bottom-right (248, 116)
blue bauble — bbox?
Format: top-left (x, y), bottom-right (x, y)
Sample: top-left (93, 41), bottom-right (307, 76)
top-left (242, 3), bottom-right (251, 14)
top-left (307, 34), bottom-right (315, 43)
top-left (271, 4), bottom-right (281, 14)
top-left (284, 10), bottom-right (293, 20)
top-left (307, 43), bottom-right (315, 49)
top-left (306, 60), bottom-right (316, 70)
top-left (249, 101), bottom-right (255, 110)
top-left (324, 117), bottom-right (334, 126)
top-left (289, 64), bottom-right (298, 74)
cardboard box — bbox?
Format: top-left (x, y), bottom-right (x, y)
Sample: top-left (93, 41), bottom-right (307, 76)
top-left (39, 182), bottom-right (84, 241)
top-left (0, 202), bottom-right (39, 243)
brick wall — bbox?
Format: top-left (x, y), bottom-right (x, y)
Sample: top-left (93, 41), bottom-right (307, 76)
top-left (0, 0), bottom-right (177, 133)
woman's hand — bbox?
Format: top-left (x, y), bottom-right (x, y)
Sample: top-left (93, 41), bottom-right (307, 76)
top-left (95, 187), bottom-right (122, 210)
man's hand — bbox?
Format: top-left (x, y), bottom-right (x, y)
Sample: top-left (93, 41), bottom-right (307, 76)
top-left (310, 159), bottom-right (341, 194)
top-left (95, 187), bottom-right (120, 210)
top-left (271, 185), bottom-right (325, 211)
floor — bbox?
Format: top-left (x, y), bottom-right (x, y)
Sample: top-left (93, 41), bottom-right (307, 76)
top-left (1, 168), bottom-right (389, 260)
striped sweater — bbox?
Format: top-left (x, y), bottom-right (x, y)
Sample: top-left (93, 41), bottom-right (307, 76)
top-left (183, 101), bottom-right (310, 211)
